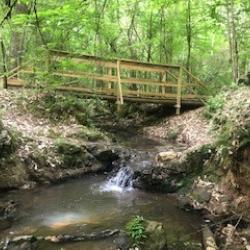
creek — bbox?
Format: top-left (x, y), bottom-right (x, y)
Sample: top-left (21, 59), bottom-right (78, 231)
top-left (0, 134), bottom-right (202, 249)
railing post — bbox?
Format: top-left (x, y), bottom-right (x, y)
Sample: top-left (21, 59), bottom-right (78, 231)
top-left (108, 68), bottom-right (112, 89)
top-left (176, 67), bottom-right (183, 115)
top-left (116, 60), bottom-right (124, 112)
top-left (161, 72), bottom-right (166, 94)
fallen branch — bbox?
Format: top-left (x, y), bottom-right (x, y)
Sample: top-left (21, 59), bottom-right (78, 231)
top-left (2, 229), bottom-right (120, 248)
top-left (202, 224), bottom-right (218, 250)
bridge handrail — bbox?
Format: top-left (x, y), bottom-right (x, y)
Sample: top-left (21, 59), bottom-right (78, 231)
top-left (6, 50), bottom-right (207, 114)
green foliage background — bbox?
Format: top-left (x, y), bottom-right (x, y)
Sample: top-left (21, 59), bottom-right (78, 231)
top-left (0, 0), bottom-right (249, 91)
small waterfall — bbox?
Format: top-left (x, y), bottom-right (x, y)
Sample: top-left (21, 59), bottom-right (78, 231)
top-left (100, 166), bottom-right (134, 192)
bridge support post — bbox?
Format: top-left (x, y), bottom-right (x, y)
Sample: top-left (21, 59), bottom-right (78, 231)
top-left (116, 60), bottom-right (124, 113)
top-left (176, 67), bottom-right (183, 115)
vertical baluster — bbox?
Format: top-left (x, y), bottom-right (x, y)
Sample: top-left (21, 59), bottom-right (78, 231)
top-left (176, 67), bottom-right (183, 115)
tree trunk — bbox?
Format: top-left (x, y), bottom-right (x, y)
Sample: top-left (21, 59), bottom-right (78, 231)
top-left (146, 11), bottom-right (153, 63)
top-left (10, 3), bottom-right (29, 68)
top-left (186, 0), bottom-right (192, 74)
top-left (1, 39), bottom-right (8, 89)
top-left (226, 0), bottom-right (239, 82)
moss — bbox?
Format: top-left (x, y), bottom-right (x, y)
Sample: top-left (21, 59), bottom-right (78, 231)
top-left (183, 144), bottom-right (215, 174)
top-left (54, 139), bottom-right (94, 169)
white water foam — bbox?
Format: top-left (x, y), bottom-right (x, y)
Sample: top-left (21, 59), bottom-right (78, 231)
top-left (100, 166), bottom-right (134, 193)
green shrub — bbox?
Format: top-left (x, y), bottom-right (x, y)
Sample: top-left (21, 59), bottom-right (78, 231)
top-left (126, 216), bottom-right (147, 247)
top-left (28, 94), bottom-right (109, 126)
top-left (204, 93), bottom-right (226, 119)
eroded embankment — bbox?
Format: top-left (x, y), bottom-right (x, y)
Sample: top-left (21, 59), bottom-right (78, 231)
top-left (0, 90), bottom-right (123, 190)
top-left (141, 86), bottom-right (250, 250)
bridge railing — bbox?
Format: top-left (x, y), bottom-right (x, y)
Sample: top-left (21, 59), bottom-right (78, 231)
top-left (4, 50), bottom-right (207, 114)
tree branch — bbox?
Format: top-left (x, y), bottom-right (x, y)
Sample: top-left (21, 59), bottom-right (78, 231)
top-left (33, 0), bottom-right (48, 48)
top-left (0, 0), bottom-right (18, 27)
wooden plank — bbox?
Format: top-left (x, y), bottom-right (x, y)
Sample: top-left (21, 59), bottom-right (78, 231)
top-left (49, 49), bottom-right (181, 70)
top-left (7, 79), bottom-right (204, 105)
top-left (52, 57), bottom-right (117, 69)
top-left (120, 77), bottom-right (177, 87)
top-left (182, 67), bottom-right (207, 89)
top-left (20, 69), bottom-right (178, 88)
top-left (108, 68), bottom-right (112, 89)
top-left (53, 56), bottom-right (177, 74)
top-left (120, 63), bottom-right (168, 73)
top-left (164, 68), bottom-right (179, 81)
top-left (21, 69), bottom-right (118, 83)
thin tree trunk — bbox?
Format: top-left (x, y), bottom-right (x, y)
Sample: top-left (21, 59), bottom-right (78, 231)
top-left (1, 39), bottom-right (8, 89)
top-left (186, 0), bottom-right (192, 73)
top-left (146, 11), bottom-right (153, 63)
top-left (10, 3), bottom-right (29, 68)
top-left (226, 0), bottom-right (239, 82)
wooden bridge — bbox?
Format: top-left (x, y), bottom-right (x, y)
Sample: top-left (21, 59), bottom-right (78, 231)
top-left (2, 50), bottom-right (207, 114)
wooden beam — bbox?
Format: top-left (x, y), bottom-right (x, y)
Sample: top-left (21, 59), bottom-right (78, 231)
top-left (176, 67), bottom-right (183, 115)
top-left (49, 49), bottom-right (181, 69)
top-left (21, 69), bottom-right (178, 88)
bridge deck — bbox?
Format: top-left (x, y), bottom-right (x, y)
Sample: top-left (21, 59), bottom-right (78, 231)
top-left (2, 50), bottom-right (207, 113)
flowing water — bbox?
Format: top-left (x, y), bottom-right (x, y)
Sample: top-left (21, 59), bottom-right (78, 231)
top-left (100, 166), bottom-right (134, 192)
top-left (0, 135), bottom-right (201, 249)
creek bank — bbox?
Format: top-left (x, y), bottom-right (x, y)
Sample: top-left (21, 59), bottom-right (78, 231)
top-left (0, 127), bottom-right (120, 190)
top-left (139, 87), bottom-right (250, 249)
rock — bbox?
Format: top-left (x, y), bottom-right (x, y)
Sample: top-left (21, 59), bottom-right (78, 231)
top-left (20, 182), bottom-right (36, 190)
top-left (133, 145), bottom-right (214, 193)
top-left (143, 220), bottom-right (167, 250)
top-left (191, 178), bottom-right (214, 203)
top-left (88, 145), bottom-right (119, 163)
top-left (0, 200), bottom-right (18, 230)
top-left (54, 140), bottom-right (102, 170)
top-left (156, 151), bottom-right (178, 162)
top-left (0, 128), bottom-right (14, 157)
top-left (114, 230), bottom-right (132, 250)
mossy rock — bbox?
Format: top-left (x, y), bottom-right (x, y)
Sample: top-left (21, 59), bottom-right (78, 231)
top-left (54, 140), bottom-right (97, 169)
top-left (144, 220), bottom-right (167, 250)
top-left (0, 156), bottom-right (29, 189)
top-left (183, 144), bottom-right (215, 174)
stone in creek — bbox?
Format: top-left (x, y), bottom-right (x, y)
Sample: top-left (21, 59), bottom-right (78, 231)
top-left (156, 151), bottom-right (179, 163)
top-left (143, 220), bottom-right (167, 250)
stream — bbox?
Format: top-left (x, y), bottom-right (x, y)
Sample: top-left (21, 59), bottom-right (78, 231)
top-left (0, 135), bottom-right (202, 250)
